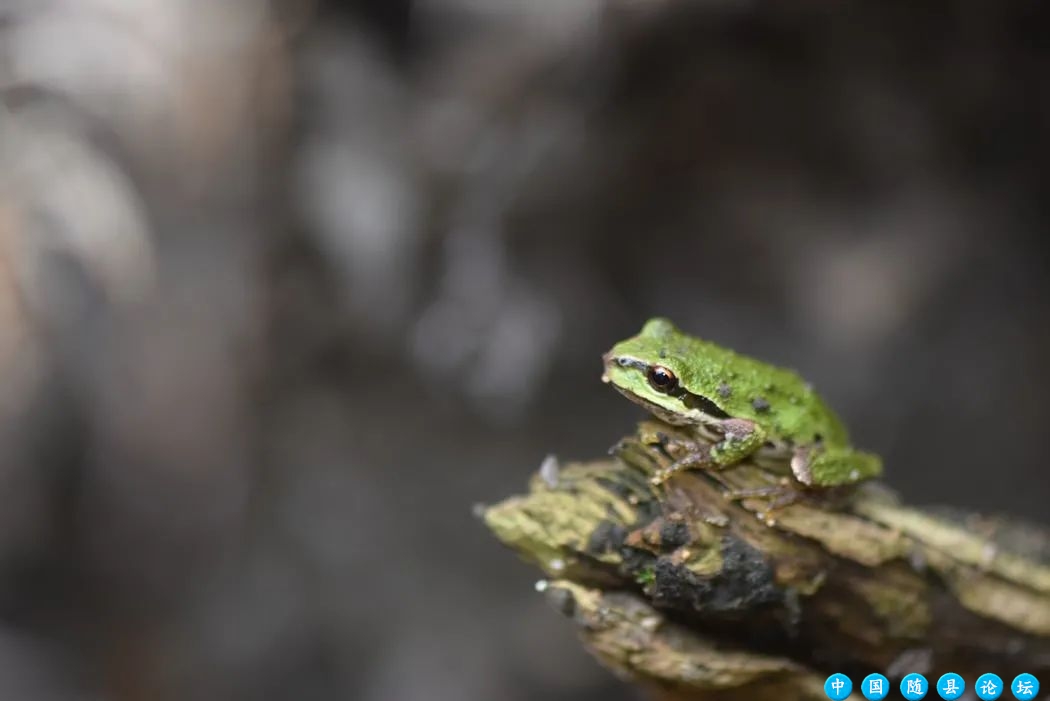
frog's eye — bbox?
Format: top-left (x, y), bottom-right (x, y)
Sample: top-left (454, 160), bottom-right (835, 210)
top-left (646, 365), bottom-right (678, 394)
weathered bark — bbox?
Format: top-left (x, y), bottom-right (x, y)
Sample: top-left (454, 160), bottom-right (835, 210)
top-left (483, 420), bottom-right (1050, 700)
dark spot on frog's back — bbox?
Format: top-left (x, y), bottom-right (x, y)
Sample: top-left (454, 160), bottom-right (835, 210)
top-left (717, 382), bottom-right (732, 398)
top-left (751, 397), bottom-right (771, 412)
top-left (658, 348), bottom-right (667, 359)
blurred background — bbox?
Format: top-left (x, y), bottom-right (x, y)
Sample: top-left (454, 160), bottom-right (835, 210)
top-left (0, 1), bottom-right (1048, 699)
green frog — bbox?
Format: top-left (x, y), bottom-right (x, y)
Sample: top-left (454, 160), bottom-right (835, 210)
top-left (602, 318), bottom-right (882, 488)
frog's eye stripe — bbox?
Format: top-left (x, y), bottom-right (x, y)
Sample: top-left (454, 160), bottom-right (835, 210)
top-left (683, 393), bottom-right (731, 419)
top-left (615, 355), bottom-right (731, 419)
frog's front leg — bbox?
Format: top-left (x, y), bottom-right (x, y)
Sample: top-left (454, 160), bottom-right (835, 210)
top-left (649, 438), bottom-right (712, 485)
top-left (709, 418), bottom-right (767, 467)
top-left (650, 419), bottom-right (765, 486)
top-left (790, 445), bottom-right (882, 488)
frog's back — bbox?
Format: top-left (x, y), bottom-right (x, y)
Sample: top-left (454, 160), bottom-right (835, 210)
top-left (676, 334), bottom-right (850, 447)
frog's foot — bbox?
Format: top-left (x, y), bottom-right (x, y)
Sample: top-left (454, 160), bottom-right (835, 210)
top-left (722, 480), bottom-right (803, 509)
top-left (709, 418), bottom-right (767, 467)
top-left (790, 445), bottom-right (883, 488)
top-left (649, 443), bottom-right (714, 486)
top-left (721, 481), bottom-right (810, 525)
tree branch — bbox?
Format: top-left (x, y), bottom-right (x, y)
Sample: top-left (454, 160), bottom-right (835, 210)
top-left (483, 420), bottom-right (1050, 698)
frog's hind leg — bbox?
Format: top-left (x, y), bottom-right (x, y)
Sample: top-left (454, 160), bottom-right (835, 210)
top-left (791, 446), bottom-right (882, 488)
top-left (722, 482), bottom-right (802, 508)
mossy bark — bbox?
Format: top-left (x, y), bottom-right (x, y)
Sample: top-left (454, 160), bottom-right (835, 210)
top-left (483, 421), bottom-right (1050, 700)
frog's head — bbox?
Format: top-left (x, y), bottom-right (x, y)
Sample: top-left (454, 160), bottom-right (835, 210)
top-left (601, 318), bottom-right (729, 426)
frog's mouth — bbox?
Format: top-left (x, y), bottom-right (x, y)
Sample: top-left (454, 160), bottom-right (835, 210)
top-left (607, 383), bottom-right (695, 427)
